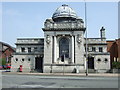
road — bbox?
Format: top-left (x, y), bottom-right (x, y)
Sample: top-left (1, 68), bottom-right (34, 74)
top-left (2, 74), bottom-right (118, 88)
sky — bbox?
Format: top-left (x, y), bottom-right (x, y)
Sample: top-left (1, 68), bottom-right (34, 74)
top-left (1, 2), bottom-right (118, 47)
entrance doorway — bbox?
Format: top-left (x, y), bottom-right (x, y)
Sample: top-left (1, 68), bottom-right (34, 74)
top-left (35, 56), bottom-right (43, 72)
top-left (88, 57), bottom-right (94, 69)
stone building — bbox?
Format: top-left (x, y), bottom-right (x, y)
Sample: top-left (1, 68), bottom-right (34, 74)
top-left (11, 38), bottom-right (44, 72)
top-left (87, 27), bottom-right (110, 72)
top-left (11, 4), bottom-right (110, 73)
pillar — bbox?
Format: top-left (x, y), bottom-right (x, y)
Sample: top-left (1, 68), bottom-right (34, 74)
top-left (72, 36), bottom-right (74, 63)
top-left (54, 36), bottom-right (57, 63)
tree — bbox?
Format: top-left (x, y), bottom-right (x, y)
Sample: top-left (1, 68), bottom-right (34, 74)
top-left (112, 62), bottom-right (120, 69)
top-left (0, 58), bottom-right (6, 65)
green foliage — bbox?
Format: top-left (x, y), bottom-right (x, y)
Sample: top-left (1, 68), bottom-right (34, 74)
top-left (112, 62), bottom-right (120, 69)
top-left (0, 58), bottom-right (6, 65)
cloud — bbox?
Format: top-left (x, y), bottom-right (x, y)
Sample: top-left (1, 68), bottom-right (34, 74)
top-left (5, 9), bottom-right (23, 16)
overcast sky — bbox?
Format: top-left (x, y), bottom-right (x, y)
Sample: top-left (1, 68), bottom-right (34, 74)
top-left (1, 2), bottom-right (118, 47)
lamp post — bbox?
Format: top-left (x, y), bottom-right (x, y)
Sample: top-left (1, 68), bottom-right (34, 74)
top-left (84, 0), bottom-right (88, 76)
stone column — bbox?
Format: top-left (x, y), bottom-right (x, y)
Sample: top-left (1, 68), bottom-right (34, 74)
top-left (54, 36), bottom-right (57, 63)
top-left (72, 36), bottom-right (74, 63)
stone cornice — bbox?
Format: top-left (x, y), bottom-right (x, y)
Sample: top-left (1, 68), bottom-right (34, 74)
top-left (42, 28), bottom-right (86, 31)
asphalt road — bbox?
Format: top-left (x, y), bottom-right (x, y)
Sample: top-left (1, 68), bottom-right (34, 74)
top-left (2, 74), bottom-right (118, 88)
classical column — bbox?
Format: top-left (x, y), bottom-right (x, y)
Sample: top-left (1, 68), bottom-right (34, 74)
top-left (54, 36), bottom-right (57, 63)
top-left (72, 36), bottom-right (74, 63)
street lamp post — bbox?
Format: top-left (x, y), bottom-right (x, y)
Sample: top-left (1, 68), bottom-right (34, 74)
top-left (84, 0), bottom-right (88, 76)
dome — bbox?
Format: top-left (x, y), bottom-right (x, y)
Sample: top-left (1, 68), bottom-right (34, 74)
top-left (52, 4), bottom-right (78, 20)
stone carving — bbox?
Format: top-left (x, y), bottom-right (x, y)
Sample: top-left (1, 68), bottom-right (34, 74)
top-left (46, 35), bottom-right (51, 44)
top-left (77, 34), bottom-right (82, 43)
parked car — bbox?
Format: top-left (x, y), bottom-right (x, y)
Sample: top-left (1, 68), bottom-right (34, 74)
top-left (0, 65), bottom-right (3, 69)
top-left (7, 65), bottom-right (11, 69)
top-left (2, 65), bottom-right (7, 69)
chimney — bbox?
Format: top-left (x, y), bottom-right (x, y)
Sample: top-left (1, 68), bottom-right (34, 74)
top-left (100, 26), bottom-right (106, 40)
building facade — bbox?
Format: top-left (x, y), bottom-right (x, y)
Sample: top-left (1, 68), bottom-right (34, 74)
top-left (0, 42), bottom-right (15, 65)
top-left (107, 39), bottom-right (120, 68)
top-left (11, 38), bottom-right (44, 72)
top-left (11, 4), bottom-right (110, 73)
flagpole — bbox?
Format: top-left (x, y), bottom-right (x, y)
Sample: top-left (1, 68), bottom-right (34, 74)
top-left (84, 0), bottom-right (88, 76)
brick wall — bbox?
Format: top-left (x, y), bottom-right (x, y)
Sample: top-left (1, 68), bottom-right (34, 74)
top-left (107, 39), bottom-right (120, 68)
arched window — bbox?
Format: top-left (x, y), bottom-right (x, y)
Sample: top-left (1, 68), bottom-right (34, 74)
top-left (104, 58), bottom-right (108, 63)
top-left (97, 58), bottom-right (101, 62)
top-left (59, 37), bottom-right (69, 59)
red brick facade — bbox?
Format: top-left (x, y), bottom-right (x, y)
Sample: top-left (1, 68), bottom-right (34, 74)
top-left (107, 39), bottom-right (120, 68)
top-left (118, 39), bottom-right (120, 62)
top-left (0, 42), bottom-right (15, 64)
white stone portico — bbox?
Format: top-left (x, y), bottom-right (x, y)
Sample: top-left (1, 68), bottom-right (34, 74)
top-left (43, 4), bottom-right (86, 73)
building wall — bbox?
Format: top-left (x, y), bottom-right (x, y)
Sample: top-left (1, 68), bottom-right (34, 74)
top-left (11, 38), bottom-right (44, 72)
top-left (107, 39), bottom-right (120, 68)
top-left (118, 39), bottom-right (120, 62)
top-left (74, 31), bottom-right (85, 65)
top-left (87, 45), bottom-right (107, 53)
top-left (1, 48), bottom-right (14, 59)
top-left (43, 31), bottom-right (54, 73)
top-left (94, 55), bottom-right (110, 71)
top-left (86, 38), bottom-right (110, 72)
top-left (43, 30), bottom-right (86, 73)
top-left (11, 54), bottom-right (35, 72)
top-left (16, 45), bottom-right (43, 53)
top-left (0, 42), bottom-right (15, 65)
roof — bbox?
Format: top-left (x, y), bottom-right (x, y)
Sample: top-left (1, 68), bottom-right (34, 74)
top-left (0, 41), bottom-right (15, 52)
top-left (52, 4), bottom-right (78, 20)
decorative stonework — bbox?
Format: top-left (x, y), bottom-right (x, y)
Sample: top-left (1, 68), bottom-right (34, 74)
top-left (77, 34), bottom-right (82, 44)
top-left (46, 35), bottom-right (51, 44)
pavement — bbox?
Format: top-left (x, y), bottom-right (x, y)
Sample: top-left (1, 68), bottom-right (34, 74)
top-left (1, 70), bottom-right (119, 77)
top-left (2, 73), bottom-right (119, 88)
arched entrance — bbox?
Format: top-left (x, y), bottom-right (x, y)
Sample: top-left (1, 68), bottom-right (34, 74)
top-left (35, 56), bottom-right (43, 72)
top-left (59, 37), bottom-right (69, 62)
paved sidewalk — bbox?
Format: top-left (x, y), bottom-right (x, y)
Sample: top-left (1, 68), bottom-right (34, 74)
top-left (2, 71), bottom-right (119, 77)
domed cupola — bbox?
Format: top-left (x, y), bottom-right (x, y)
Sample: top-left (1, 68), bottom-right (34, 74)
top-left (52, 4), bottom-right (78, 21)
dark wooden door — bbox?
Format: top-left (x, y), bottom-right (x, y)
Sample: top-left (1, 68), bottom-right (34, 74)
top-left (88, 57), bottom-right (94, 69)
top-left (35, 57), bottom-right (43, 72)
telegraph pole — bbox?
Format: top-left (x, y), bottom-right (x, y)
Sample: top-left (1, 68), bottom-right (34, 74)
top-left (84, 0), bottom-right (88, 76)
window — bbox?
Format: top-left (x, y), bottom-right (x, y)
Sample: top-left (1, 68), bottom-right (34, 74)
top-left (15, 58), bottom-right (18, 62)
top-left (28, 47), bottom-right (31, 53)
top-left (59, 37), bottom-right (69, 59)
top-left (97, 58), bottom-right (101, 62)
top-left (104, 58), bottom-right (108, 62)
top-left (21, 47), bottom-right (25, 52)
top-left (34, 47), bottom-right (37, 51)
top-left (99, 47), bottom-right (103, 52)
top-left (22, 58), bottom-right (24, 62)
top-left (41, 47), bottom-right (44, 50)
top-left (92, 47), bottom-right (96, 52)
top-left (88, 47), bottom-right (92, 52)
top-left (28, 58), bottom-right (30, 62)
